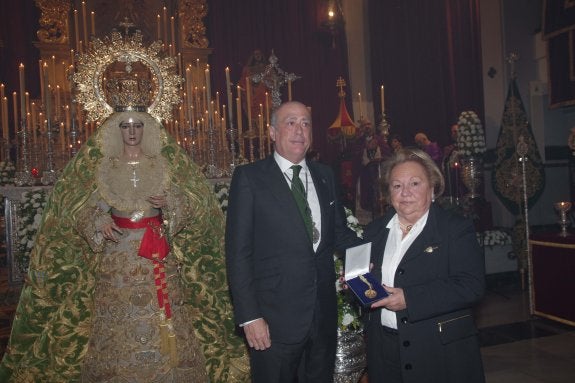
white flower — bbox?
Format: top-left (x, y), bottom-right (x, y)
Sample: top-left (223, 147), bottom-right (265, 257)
top-left (342, 313), bottom-right (354, 326)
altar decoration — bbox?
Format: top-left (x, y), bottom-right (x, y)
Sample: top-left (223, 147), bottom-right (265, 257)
top-left (456, 110), bottom-right (486, 199)
top-left (14, 189), bottom-right (49, 274)
top-left (333, 207), bottom-right (366, 383)
top-left (0, 161), bottom-right (15, 186)
top-left (327, 77), bottom-right (358, 144)
top-left (0, 1), bottom-right (300, 182)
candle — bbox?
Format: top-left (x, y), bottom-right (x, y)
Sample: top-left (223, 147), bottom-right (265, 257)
top-left (74, 10), bottom-right (80, 52)
top-left (236, 97), bottom-right (243, 156)
top-left (380, 84), bottom-right (385, 113)
top-left (31, 102), bottom-right (37, 134)
top-left (60, 122), bottom-right (66, 152)
top-left (82, 1), bottom-right (88, 49)
top-left (163, 7), bottom-right (168, 47)
top-left (51, 55), bottom-right (56, 85)
top-left (225, 67), bottom-right (233, 123)
top-left (91, 11), bottom-right (96, 36)
top-left (55, 85), bottom-right (61, 120)
top-left (265, 92), bottom-right (270, 126)
top-left (44, 64), bottom-right (52, 119)
top-left (19, 63), bottom-right (26, 122)
top-left (29, 112), bottom-right (36, 145)
top-left (157, 14), bottom-right (161, 40)
top-left (288, 79), bottom-right (292, 101)
top-left (12, 92), bottom-right (18, 133)
top-left (258, 113), bottom-right (264, 157)
top-left (2, 97), bottom-right (8, 141)
top-left (358, 92), bottom-right (362, 119)
top-left (170, 16), bottom-right (176, 56)
top-left (205, 67), bottom-right (212, 120)
top-left (216, 91), bottom-right (220, 117)
top-left (245, 77), bottom-right (252, 129)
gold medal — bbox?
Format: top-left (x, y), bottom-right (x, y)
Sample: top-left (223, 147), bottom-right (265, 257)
top-left (359, 275), bottom-right (377, 299)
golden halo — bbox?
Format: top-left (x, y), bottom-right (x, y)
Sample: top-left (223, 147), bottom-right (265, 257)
top-left (73, 30), bottom-right (183, 122)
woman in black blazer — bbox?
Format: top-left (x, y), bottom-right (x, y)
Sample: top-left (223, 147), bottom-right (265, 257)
top-left (363, 148), bottom-right (485, 383)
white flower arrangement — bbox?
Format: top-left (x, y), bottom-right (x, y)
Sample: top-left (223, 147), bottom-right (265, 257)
top-left (0, 160), bottom-right (16, 185)
top-left (334, 207), bottom-right (364, 331)
top-left (477, 229), bottom-right (512, 247)
top-left (15, 189), bottom-right (49, 273)
top-left (456, 110), bottom-right (486, 157)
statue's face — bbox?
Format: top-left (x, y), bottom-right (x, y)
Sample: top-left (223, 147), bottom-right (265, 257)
top-left (119, 118), bottom-right (144, 147)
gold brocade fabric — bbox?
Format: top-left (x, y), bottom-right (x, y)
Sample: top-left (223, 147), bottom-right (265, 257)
top-left (80, 227), bottom-right (208, 382)
top-left (0, 112), bottom-right (250, 383)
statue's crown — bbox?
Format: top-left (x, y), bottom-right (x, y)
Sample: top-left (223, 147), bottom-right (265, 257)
top-left (105, 75), bottom-right (152, 112)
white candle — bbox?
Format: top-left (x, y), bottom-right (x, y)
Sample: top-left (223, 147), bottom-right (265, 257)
top-left (380, 84), bottom-right (385, 113)
top-left (225, 67), bottom-right (233, 123)
top-left (288, 79), bottom-right (292, 101)
top-left (358, 92), bottom-right (362, 119)
top-left (91, 11), bottom-right (96, 36)
top-left (82, 1), bottom-right (88, 49)
top-left (19, 64), bottom-right (26, 122)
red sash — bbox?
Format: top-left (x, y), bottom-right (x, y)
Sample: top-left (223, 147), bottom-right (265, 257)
top-left (112, 215), bottom-right (172, 319)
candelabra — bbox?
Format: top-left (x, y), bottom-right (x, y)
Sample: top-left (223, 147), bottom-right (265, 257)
top-left (554, 201), bottom-right (572, 237)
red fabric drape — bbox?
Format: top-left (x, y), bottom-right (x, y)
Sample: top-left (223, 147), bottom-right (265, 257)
top-left (367, 0), bottom-right (484, 149)
top-left (206, 0), bottom-right (351, 165)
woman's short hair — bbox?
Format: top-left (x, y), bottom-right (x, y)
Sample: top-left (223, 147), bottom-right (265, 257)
top-left (380, 147), bottom-right (445, 202)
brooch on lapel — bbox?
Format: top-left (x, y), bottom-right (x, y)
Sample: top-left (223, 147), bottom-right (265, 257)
top-left (424, 245), bottom-right (439, 253)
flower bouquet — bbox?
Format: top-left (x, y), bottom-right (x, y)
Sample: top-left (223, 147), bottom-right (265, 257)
top-left (0, 160), bottom-right (16, 186)
top-left (456, 110), bottom-right (486, 157)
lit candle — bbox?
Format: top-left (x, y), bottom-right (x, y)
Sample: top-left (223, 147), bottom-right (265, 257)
top-left (19, 63), bottom-right (26, 122)
top-left (163, 7), bottom-right (168, 47)
top-left (60, 122), bottom-right (66, 152)
top-left (216, 91), bottom-right (220, 117)
top-left (380, 84), bottom-right (385, 113)
top-left (258, 113), bottom-right (264, 157)
top-left (74, 10), bottom-right (80, 52)
top-left (288, 79), bottom-right (292, 101)
top-left (51, 56), bottom-right (56, 85)
top-left (91, 11), bottom-right (96, 36)
top-left (157, 14), bottom-right (161, 40)
top-left (170, 16), bottom-right (176, 56)
top-left (205, 66), bottom-right (212, 119)
top-left (82, 1), bottom-right (88, 49)
top-left (0, 83), bottom-right (4, 99)
top-left (358, 92), bottom-right (362, 119)
top-left (44, 65), bottom-right (52, 118)
top-left (25, 93), bottom-right (30, 122)
top-left (225, 67), bottom-right (233, 123)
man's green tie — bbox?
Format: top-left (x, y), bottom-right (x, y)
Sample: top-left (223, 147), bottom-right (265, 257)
top-left (290, 165), bottom-right (313, 241)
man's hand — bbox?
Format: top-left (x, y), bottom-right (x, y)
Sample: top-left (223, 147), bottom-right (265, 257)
top-left (244, 318), bottom-right (271, 350)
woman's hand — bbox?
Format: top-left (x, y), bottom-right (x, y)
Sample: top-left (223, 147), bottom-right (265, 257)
top-left (371, 286), bottom-right (407, 311)
top-left (147, 194), bottom-right (167, 209)
top-left (100, 222), bottom-right (123, 243)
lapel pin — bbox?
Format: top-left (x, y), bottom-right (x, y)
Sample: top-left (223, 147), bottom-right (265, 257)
top-left (424, 245), bottom-right (439, 253)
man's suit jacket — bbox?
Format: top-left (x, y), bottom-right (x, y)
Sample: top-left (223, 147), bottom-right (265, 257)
top-left (363, 204), bottom-right (486, 383)
top-left (225, 156), bottom-right (357, 344)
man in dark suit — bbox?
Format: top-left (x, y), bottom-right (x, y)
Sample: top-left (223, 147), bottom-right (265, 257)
top-left (225, 101), bottom-right (358, 383)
